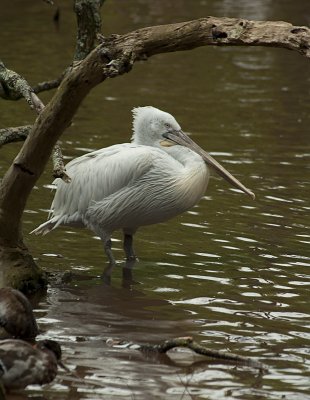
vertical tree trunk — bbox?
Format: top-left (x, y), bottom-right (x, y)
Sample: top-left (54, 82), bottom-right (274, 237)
top-left (0, 47), bottom-right (105, 290)
top-left (0, 157), bottom-right (46, 291)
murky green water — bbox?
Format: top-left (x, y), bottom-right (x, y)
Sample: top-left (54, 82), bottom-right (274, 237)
top-left (1, 1), bottom-right (309, 399)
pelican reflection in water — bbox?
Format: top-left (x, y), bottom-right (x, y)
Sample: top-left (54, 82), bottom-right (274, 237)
top-left (32, 107), bottom-right (254, 273)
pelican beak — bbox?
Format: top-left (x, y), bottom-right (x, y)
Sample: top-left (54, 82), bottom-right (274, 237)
top-left (163, 130), bottom-right (255, 200)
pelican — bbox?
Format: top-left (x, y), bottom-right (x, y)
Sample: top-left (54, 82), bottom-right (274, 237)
top-left (31, 106), bottom-right (254, 269)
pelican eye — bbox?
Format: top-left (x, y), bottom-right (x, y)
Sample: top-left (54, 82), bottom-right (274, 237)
top-left (164, 122), bottom-right (173, 131)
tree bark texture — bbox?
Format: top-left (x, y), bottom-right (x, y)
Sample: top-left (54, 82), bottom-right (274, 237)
top-left (74, 0), bottom-right (105, 61)
top-left (0, 62), bottom-right (38, 108)
top-left (118, 18), bottom-right (309, 58)
top-left (0, 126), bottom-right (32, 147)
top-left (0, 247), bottom-right (46, 293)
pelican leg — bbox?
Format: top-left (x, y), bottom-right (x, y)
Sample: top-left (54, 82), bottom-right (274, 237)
top-left (123, 234), bottom-right (136, 260)
top-left (95, 228), bottom-right (116, 267)
top-left (123, 234), bottom-right (137, 269)
top-left (104, 239), bottom-right (116, 266)
top-left (102, 239), bottom-right (116, 283)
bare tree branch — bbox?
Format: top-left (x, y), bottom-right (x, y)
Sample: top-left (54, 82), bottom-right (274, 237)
top-left (1, 16), bottom-right (308, 105)
top-left (0, 73), bottom-right (63, 101)
top-left (32, 75), bottom-right (63, 94)
top-left (29, 92), bottom-right (45, 114)
top-left (52, 143), bottom-right (71, 182)
top-left (108, 17), bottom-right (310, 61)
top-left (107, 336), bottom-right (267, 371)
top-left (0, 126), bottom-right (32, 147)
top-left (0, 66), bottom-right (69, 181)
top-left (0, 62), bottom-right (40, 110)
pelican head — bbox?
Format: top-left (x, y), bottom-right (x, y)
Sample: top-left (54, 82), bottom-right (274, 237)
top-left (131, 106), bottom-right (255, 199)
top-left (132, 106), bottom-right (181, 146)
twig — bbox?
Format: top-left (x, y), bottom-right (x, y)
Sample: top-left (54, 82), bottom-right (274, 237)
top-left (106, 336), bottom-right (267, 372)
top-left (0, 61), bottom-right (39, 110)
top-left (0, 61), bottom-right (59, 111)
top-left (52, 143), bottom-right (71, 182)
top-left (0, 62), bottom-right (69, 181)
top-left (0, 126), bottom-right (32, 147)
top-left (32, 76), bottom-right (63, 94)
top-left (30, 92), bottom-right (45, 114)
top-left (0, 56), bottom-right (64, 100)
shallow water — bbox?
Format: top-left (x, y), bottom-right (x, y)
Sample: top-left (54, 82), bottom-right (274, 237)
top-left (0, 0), bottom-right (309, 399)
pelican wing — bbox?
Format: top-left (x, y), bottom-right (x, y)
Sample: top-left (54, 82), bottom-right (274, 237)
top-left (49, 144), bottom-right (155, 226)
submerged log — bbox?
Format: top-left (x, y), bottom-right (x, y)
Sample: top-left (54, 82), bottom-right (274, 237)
top-left (106, 336), bottom-right (267, 372)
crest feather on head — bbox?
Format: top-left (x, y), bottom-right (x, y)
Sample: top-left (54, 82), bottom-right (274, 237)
top-left (131, 106), bottom-right (157, 141)
top-left (132, 106), bottom-right (155, 128)
top-left (130, 106), bottom-right (181, 144)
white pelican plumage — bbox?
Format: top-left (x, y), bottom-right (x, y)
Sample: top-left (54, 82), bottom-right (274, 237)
top-left (31, 106), bottom-right (254, 269)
